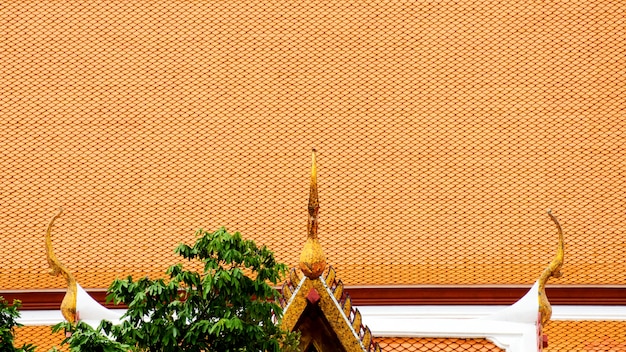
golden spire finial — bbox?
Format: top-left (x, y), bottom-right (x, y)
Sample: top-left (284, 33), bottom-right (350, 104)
top-left (299, 149), bottom-right (326, 279)
top-left (45, 208), bottom-right (78, 323)
top-left (538, 209), bottom-right (564, 326)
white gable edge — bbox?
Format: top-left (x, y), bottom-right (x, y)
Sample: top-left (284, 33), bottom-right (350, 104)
top-left (18, 305), bottom-right (626, 326)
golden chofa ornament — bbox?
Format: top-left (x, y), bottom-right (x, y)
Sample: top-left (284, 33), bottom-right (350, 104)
top-left (45, 208), bottom-right (78, 323)
top-left (538, 210), bottom-right (565, 326)
top-left (299, 149), bottom-right (327, 279)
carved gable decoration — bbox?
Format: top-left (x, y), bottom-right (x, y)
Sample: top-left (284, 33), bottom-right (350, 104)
top-left (281, 267), bottom-right (379, 352)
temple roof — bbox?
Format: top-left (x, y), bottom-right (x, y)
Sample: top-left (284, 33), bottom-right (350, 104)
top-left (1, 1), bottom-right (625, 349)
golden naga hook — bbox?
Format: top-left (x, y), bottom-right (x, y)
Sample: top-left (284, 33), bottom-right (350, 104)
top-left (538, 210), bottom-right (564, 326)
top-left (45, 208), bottom-right (78, 323)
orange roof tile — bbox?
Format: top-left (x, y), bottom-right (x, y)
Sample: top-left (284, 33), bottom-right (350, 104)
top-left (1, 0), bottom-right (624, 290)
top-left (375, 337), bottom-right (503, 352)
top-left (13, 325), bottom-right (67, 352)
top-left (544, 321), bottom-right (626, 352)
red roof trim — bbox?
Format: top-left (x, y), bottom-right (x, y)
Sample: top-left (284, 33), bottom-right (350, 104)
top-left (1, 289), bottom-right (116, 310)
top-left (4, 285), bottom-right (626, 310)
top-left (346, 285), bottom-right (626, 305)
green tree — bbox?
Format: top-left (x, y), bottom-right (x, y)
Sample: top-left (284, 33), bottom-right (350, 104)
top-left (0, 297), bottom-right (35, 352)
top-left (54, 227), bottom-right (298, 352)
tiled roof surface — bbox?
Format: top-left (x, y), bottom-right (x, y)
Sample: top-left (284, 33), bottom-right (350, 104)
top-left (376, 338), bottom-right (503, 352)
top-left (13, 325), bottom-right (67, 352)
top-left (544, 320), bottom-right (626, 352)
top-left (1, 1), bottom-right (624, 289)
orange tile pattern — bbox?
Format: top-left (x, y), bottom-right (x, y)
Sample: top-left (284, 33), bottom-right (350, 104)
top-left (13, 325), bottom-right (67, 352)
top-left (1, 1), bottom-right (624, 289)
top-left (544, 321), bottom-right (626, 352)
top-left (376, 337), bottom-right (503, 352)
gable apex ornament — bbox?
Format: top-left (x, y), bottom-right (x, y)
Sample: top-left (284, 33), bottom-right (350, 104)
top-left (282, 150), bottom-right (380, 352)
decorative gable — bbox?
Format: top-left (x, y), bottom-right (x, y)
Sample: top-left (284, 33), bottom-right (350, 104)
top-left (281, 267), bottom-right (380, 352)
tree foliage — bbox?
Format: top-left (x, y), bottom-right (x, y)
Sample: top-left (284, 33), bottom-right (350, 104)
top-left (51, 321), bottom-right (132, 352)
top-left (0, 297), bottom-right (35, 352)
top-left (54, 227), bottom-right (298, 351)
